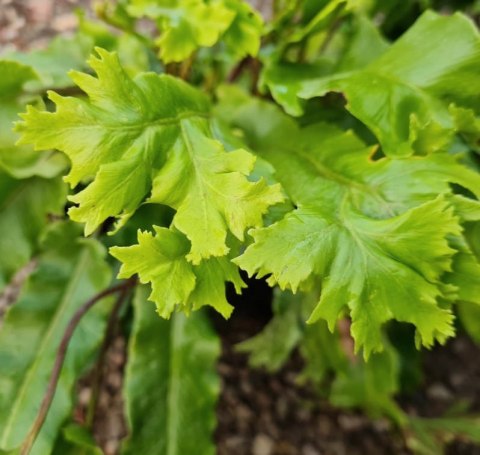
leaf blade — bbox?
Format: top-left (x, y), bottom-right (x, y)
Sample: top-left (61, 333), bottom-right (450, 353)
top-left (0, 222), bottom-right (112, 454)
top-left (122, 286), bottom-right (220, 455)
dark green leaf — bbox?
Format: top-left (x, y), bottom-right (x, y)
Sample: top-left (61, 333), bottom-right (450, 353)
top-left (0, 222), bottom-right (112, 454)
top-left (122, 285), bottom-right (220, 455)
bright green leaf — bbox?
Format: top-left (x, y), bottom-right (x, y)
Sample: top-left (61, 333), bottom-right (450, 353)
top-left (110, 226), bottom-right (244, 318)
top-left (231, 102), bottom-right (480, 356)
top-left (128, 0), bottom-right (262, 62)
top-left (222, 0), bottom-right (263, 58)
top-left (17, 49), bottom-right (282, 261)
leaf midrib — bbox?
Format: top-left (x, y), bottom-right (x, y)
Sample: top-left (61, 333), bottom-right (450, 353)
top-left (59, 110), bottom-right (209, 133)
top-left (166, 314), bottom-right (182, 455)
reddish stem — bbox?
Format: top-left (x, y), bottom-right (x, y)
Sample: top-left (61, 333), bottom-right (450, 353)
top-left (20, 278), bottom-right (136, 455)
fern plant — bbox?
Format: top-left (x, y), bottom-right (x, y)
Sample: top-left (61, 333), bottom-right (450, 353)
top-left (1, 0), bottom-right (480, 454)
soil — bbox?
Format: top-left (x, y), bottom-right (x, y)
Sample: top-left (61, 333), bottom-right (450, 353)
top-left (2, 2), bottom-right (480, 454)
top-left (213, 281), bottom-right (410, 455)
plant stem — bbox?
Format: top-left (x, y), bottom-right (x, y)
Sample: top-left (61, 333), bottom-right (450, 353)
top-left (179, 53), bottom-right (196, 81)
top-left (227, 57), bottom-right (251, 83)
top-left (86, 286), bottom-right (130, 428)
top-left (19, 278), bottom-right (137, 455)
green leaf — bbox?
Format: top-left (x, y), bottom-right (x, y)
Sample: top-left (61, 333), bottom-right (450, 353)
top-left (221, 0), bottom-right (263, 58)
top-left (458, 300), bottom-right (480, 344)
top-left (237, 288), bottom-right (304, 372)
top-left (0, 61), bottom-right (66, 178)
top-left (52, 424), bottom-right (102, 455)
top-left (0, 172), bottom-right (66, 290)
top-left (3, 35), bottom-right (93, 89)
top-left (446, 238), bottom-right (480, 305)
top-left (232, 102), bottom-right (480, 357)
top-left (280, 0), bottom-right (348, 47)
top-left (445, 203), bottom-right (480, 339)
top-left (331, 343), bottom-right (406, 424)
top-left (122, 286), bottom-right (220, 455)
top-left (266, 11), bottom-right (480, 157)
top-left (110, 226), bottom-right (245, 318)
top-left (299, 318), bottom-right (348, 388)
top-left (239, 287), bottom-right (348, 387)
top-left (148, 121), bottom-right (283, 262)
top-left (129, 0), bottom-right (234, 63)
top-left (407, 416), bottom-right (480, 455)
top-left (335, 15), bottom-right (390, 72)
top-left (0, 222), bottom-right (112, 454)
top-left (0, 61), bottom-right (37, 96)
top-left (128, 0), bottom-right (262, 63)
top-left (17, 48), bottom-right (282, 261)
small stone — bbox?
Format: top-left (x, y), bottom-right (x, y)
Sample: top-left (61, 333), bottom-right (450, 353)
top-left (225, 436), bottom-right (247, 450)
top-left (296, 407), bottom-right (311, 422)
top-left (51, 13), bottom-right (77, 32)
top-left (317, 415), bottom-right (333, 436)
top-left (427, 383), bottom-right (453, 402)
top-left (252, 433), bottom-right (274, 455)
top-left (236, 403), bottom-right (253, 421)
top-left (275, 397), bottom-right (289, 420)
top-left (107, 372), bottom-right (122, 390)
top-left (326, 441), bottom-right (346, 455)
top-left (113, 336), bottom-right (126, 350)
top-left (78, 387), bottom-right (91, 406)
top-left (110, 350), bottom-right (124, 367)
top-left (217, 362), bottom-right (233, 376)
top-left (373, 418), bottom-right (391, 433)
top-left (338, 414), bottom-right (365, 432)
top-left (302, 444), bottom-right (320, 455)
top-left (450, 372), bottom-right (467, 389)
top-left (452, 338), bottom-right (468, 355)
top-left (26, 0), bottom-right (54, 24)
top-left (104, 439), bottom-right (118, 455)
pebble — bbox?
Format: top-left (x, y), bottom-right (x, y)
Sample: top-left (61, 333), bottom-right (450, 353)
top-left (427, 383), bottom-right (453, 401)
top-left (252, 433), bottom-right (274, 455)
top-left (302, 444), bottom-right (320, 455)
top-left (317, 415), bottom-right (333, 436)
top-left (338, 414), bottom-right (366, 432)
top-left (51, 13), bottom-right (78, 32)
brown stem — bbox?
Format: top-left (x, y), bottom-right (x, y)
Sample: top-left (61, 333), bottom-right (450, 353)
top-left (86, 286), bottom-right (130, 428)
top-left (319, 17), bottom-right (343, 54)
top-left (227, 57), bottom-right (251, 83)
top-left (0, 260), bottom-right (37, 323)
top-left (165, 62), bottom-right (180, 77)
top-left (250, 58), bottom-right (261, 96)
top-left (179, 53), bottom-right (196, 81)
top-left (337, 318), bottom-right (356, 363)
top-left (20, 278), bottom-right (137, 455)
